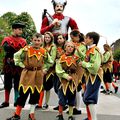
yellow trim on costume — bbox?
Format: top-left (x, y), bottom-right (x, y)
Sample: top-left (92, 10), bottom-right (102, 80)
top-left (46, 72), bottom-right (54, 81)
top-left (62, 82), bottom-right (69, 95)
top-left (69, 83), bottom-right (75, 94)
top-left (85, 67), bottom-right (103, 85)
top-left (19, 84), bottom-right (43, 94)
top-left (59, 77), bottom-right (69, 95)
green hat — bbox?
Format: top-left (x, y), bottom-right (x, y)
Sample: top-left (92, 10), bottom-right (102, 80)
top-left (12, 22), bottom-right (25, 29)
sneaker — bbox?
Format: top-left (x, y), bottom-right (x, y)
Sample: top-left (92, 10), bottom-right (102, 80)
top-left (56, 115), bottom-right (64, 120)
top-left (53, 105), bottom-right (68, 111)
top-left (66, 108), bottom-right (81, 115)
top-left (106, 90), bottom-right (111, 95)
top-left (63, 105), bottom-right (68, 111)
top-left (100, 90), bottom-right (106, 94)
top-left (35, 105), bottom-right (42, 109)
top-left (0, 102), bottom-right (9, 108)
top-left (115, 87), bottom-right (118, 93)
top-left (28, 114), bottom-right (36, 120)
top-left (68, 116), bottom-right (75, 120)
top-left (73, 108), bottom-right (82, 115)
top-left (53, 105), bottom-right (59, 110)
top-left (42, 103), bottom-right (48, 110)
top-left (110, 91), bottom-right (113, 94)
top-left (6, 114), bottom-right (20, 120)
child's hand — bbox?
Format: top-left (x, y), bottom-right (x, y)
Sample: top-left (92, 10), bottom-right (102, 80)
top-left (79, 62), bottom-right (82, 66)
top-left (43, 70), bottom-right (47, 75)
top-left (67, 76), bottom-right (72, 81)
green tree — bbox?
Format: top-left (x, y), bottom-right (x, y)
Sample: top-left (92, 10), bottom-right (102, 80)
top-left (1, 12), bottom-right (17, 30)
top-left (0, 17), bottom-right (12, 70)
top-left (13, 12), bottom-right (37, 43)
top-left (0, 11), bottom-right (37, 69)
top-left (113, 49), bottom-right (120, 61)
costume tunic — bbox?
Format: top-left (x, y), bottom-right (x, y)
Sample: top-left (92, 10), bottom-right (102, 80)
top-left (56, 54), bottom-right (80, 95)
top-left (1, 35), bottom-right (26, 75)
top-left (73, 42), bottom-right (87, 84)
top-left (81, 45), bottom-right (103, 105)
top-left (102, 50), bottom-right (113, 72)
top-left (102, 50), bottom-right (113, 83)
top-left (82, 46), bottom-right (103, 84)
top-left (1, 35), bottom-right (26, 90)
top-left (14, 45), bottom-right (53, 94)
top-left (43, 43), bottom-right (57, 90)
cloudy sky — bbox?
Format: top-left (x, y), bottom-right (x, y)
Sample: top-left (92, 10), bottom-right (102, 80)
top-left (0, 0), bottom-right (120, 52)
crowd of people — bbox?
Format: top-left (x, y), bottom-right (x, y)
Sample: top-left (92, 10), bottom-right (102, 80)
top-left (0, 0), bottom-right (119, 120)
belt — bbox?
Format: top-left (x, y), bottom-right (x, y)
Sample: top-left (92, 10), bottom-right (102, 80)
top-left (25, 66), bottom-right (42, 71)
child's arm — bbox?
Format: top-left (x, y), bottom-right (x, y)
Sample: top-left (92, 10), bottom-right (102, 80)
top-left (81, 50), bottom-right (101, 75)
top-left (55, 60), bottom-right (72, 81)
top-left (103, 51), bottom-right (111, 63)
top-left (76, 44), bottom-right (86, 61)
top-left (43, 52), bottom-right (54, 72)
top-left (14, 48), bottom-right (25, 68)
top-left (50, 44), bottom-right (57, 63)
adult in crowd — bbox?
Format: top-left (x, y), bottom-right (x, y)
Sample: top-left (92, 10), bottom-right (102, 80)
top-left (0, 22), bottom-right (27, 108)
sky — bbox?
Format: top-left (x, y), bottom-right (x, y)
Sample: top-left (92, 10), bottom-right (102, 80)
top-left (0, 0), bottom-right (120, 52)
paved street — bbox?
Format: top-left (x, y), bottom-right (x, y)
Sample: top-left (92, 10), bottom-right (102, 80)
top-left (0, 76), bottom-right (120, 120)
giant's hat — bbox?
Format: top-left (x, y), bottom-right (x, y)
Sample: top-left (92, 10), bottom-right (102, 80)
top-left (51, 0), bottom-right (67, 6)
top-left (12, 22), bottom-right (26, 29)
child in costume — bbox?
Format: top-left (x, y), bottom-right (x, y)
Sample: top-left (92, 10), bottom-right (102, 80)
top-left (7, 33), bottom-right (53, 120)
top-left (53, 33), bottom-right (68, 111)
top-left (101, 44), bottom-right (118, 94)
top-left (36, 31), bottom-right (57, 109)
top-left (70, 29), bottom-right (86, 115)
top-left (56, 41), bottom-right (80, 120)
top-left (79, 32), bottom-right (103, 120)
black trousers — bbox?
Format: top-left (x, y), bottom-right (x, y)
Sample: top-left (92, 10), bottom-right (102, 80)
top-left (16, 87), bottom-right (40, 107)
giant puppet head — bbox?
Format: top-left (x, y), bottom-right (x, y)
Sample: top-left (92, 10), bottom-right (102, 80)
top-left (51, 0), bottom-right (67, 13)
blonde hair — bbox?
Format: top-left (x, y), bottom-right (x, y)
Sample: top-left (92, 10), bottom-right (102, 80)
top-left (103, 44), bottom-right (111, 51)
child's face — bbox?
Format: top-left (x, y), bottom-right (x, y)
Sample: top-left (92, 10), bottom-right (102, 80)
top-left (57, 35), bottom-right (65, 45)
top-left (70, 34), bottom-right (79, 43)
top-left (103, 46), bottom-right (108, 51)
top-left (13, 28), bottom-right (23, 36)
top-left (32, 37), bottom-right (43, 48)
top-left (44, 34), bottom-right (52, 44)
top-left (85, 36), bottom-right (93, 46)
top-left (65, 42), bottom-right (75, 55)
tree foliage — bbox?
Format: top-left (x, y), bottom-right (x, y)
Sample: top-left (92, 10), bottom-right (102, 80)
top-left (0, 11), bottom-right (37, 69)
top-left (13, 12), bottom-right (37, 43)
top-left (113, 49), bottom-right (120, 61)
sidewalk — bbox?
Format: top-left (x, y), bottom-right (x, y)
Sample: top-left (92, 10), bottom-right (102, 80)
top-left (0, 75), bottom-right (120, 120)
top-left (0, 87), bottom-right (120, 120)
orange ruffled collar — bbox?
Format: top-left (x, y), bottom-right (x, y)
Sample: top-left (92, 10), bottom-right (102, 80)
top-left (60, 54), bottom-right (79, 66)
top-left (24, 46), bottom-right (46, 60)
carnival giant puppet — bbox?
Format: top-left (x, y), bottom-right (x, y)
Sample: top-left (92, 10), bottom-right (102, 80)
top-left (40, 0), bottom-right (79, 43)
